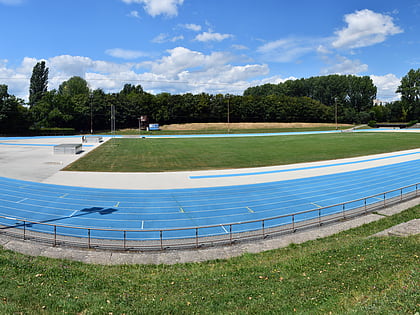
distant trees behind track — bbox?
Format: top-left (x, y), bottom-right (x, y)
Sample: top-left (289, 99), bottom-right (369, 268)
top-left (1, 65), bottom-right (419, 134)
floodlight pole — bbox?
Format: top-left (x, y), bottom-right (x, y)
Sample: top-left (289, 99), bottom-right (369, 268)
top-left (90, 94), bottom-right (93, 134)
top-left (227, 94), bottom-right (230, 134)
top-left (111, 105), bottom-right (116, 135)
top-left (334, 97), bottom-right (338, 130)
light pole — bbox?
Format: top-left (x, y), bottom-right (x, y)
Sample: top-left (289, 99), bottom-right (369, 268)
top-left (334, 97), bottom-right (338, 130)
top-left (90, 93), bottom-right (93, 134)
top-left (227, 94), bottom-right (230, 134)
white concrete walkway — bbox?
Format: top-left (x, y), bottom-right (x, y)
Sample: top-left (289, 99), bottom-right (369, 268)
top-left (0, 131), bottom-right (419, 190)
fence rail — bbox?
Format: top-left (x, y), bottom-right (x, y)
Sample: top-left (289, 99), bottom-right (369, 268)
top-left (1, 183), bottom-right (418, 251)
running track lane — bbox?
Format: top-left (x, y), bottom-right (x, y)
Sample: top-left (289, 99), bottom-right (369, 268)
top-left (0, 159), bottom-right (419, 240)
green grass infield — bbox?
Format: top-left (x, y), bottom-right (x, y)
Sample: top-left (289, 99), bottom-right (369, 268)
top-left (65, 132), bottom-right (420, 172)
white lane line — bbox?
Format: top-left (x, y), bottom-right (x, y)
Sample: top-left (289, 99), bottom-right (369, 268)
top-left (114, 202), bottom-right (120, 207)
top-left (220, 224), bottom-right (228, 234)
top-left (70, 210), bottom-right (79, 217)
top-left (311, 202), bottom-right (322, 208)
top-left (17, 198), bottom-right (28, 203)
top-left (246, 206), bottom-right (254, 213)
top-left (141, 220), bottom-right (144, 229)
top-left (60, 193), bottom-right (69, 198)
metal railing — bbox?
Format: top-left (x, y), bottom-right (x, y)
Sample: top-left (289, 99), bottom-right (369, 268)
top-left (1, 183), bottom-right (418, 251)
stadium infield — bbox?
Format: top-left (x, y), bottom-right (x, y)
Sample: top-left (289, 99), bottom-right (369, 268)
top-left (0, 129), bottom-right (419, 264)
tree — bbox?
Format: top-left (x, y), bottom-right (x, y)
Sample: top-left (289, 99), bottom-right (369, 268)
top-left (58, 76), bottom-right (89, 97)
top-left (346, 75), bottom-right (377, 112)
top-left (30, 90), bottom-right (73, 128)
top-left (29, 61), bottom-right (49, 107)
top-left (58, 77), bottom-right (91, 130)
top-left (0, 84), bottom-right (29, 133)
top-left (397, 68), bottom-right (420, 120)
top-left (243, 74), bottom-right (376, 123)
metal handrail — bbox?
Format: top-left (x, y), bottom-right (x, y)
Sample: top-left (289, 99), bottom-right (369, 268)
top-left (0, 182), bottom-right (418, 250)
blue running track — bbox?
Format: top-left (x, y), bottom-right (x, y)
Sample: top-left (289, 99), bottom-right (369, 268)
top-left (0, 159), bottom-right (419, 241)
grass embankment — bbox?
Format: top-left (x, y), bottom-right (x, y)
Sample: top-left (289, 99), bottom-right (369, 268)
top-left (66, 132), bottom-right (420, 172)
top-left (106, 122), bottom-right (353, 135)
top-left (1, 206), bottom-right (418, 314)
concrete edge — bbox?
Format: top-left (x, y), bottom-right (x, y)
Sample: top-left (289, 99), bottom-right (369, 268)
top-left (1, 197), bottom-right (419, 265)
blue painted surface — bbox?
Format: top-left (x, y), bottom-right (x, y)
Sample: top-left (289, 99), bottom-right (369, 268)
top-left (0, 129), bottom-right (396, 142)
top-left (190, 151), bottom-right (420, 179)
top-left (0, 143), bottom-right (94, 147)
top-left (0, 159), bottom-right (419, 240)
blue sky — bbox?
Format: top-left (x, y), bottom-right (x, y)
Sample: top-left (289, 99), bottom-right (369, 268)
top-left (1, 0), bottom-right (419, 101)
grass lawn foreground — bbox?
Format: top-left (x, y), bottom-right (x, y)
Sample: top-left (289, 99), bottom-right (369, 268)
top-left (66, 132), bottom-right (420, 172)
top-left (0, 206), bottom-right (418, 314)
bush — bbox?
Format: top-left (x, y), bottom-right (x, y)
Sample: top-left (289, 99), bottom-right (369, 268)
top-left (407, 120), bottom-right (418, 127)
top-left (368, 120), bottom-right (377, 128)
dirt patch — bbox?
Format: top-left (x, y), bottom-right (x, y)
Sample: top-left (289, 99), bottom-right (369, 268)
top-left (160, 122), bottom-right (352, 131)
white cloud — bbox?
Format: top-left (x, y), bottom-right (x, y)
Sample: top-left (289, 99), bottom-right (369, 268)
top-left (232, 44), bottom-right (249, 50)
top-left (257, 38), bottom-right (315, 63)
top-left (0, 59), bottom-right (31, 100)
top-left (121, 0), bottom-right (184, 17)
top-left (321, 55), bottom-right (368, 75)
top-left (316, 45), bottom-right (332, 55)
top-left (370, 73), bottom-right (401, 102)
top-left (152, 33), bottom-right (168, 44)
top-left (1, 49), bottom-right (272, 99)
top-left (105, 48), bottom-right (147, 60)
top-left (137, 47), bottom-right (269, 94)
top-left (247, 75), bottom-right (297, 88)
top-left (48, 55), bottom-right (94, 78)
top-left (255, 10), bottom-right (402, 64)
top-left (142, 47), bottom-right (232, 77)
top-left (127, 10), bottom-right (140, 18)
top-left (332, 9), bottom-right (403, 49)
top-left (195, 31), bottom-right (233, 42)
top-left (152, 33), bottom-right (184, 44)
top-left (182, 24), bottom-right (202, 32)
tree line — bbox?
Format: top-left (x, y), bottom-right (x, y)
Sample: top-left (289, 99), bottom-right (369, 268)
top-left (0, 61), bottom-right (419, 134)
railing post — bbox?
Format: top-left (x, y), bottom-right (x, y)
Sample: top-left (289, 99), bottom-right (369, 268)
top-left (400, 188), bottom-right (403, 201)
top-left (195, 228), bottom-right (199, 248)
top-left (364, 198), bottom-right (367, 214)
top-left (88, 229), bottom-right (91, 249)
top-left (123, 230), bottom-right (126, 249)
top-left (292, 215), bottom-right (295, 232)
top-left (160, 230), bottom-right (163, 250)
top-left (229, 225), bottom-right (232, 245)
top-left (318, 209), bottom-right (321, 226)
top-left (342, 204), bottom-right (346, 219)
top-left (383, 193), bottom-right (386, 208)
top-left (54, 225), bottom-right (57, 247)
top-left (262, 220), bottom-right (265, 238)
top-left (23, 221), bottom-right (26, 240)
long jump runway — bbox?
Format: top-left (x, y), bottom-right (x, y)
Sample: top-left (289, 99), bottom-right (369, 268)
top-left (0, 155), bottom-right (419, 241)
